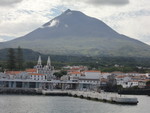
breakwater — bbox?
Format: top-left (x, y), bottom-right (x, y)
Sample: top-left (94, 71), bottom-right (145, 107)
top-left (42, 90), bottom-right (138, 105)
top-left (0, 88), bottom-right (138, 105)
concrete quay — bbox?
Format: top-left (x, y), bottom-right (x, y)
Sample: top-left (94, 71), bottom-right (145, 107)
top-left (0, 88), bottom-right (138, 105)
top-left (41, 90), bottom-right (138, 105)
top-left (68, 91), bottom-right (138, 105)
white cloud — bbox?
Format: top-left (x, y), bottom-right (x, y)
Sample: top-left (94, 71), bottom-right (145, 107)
top-left (0, 10), bottom-right (49, 37)
top-left (0, 0), bottom-right (23, 6)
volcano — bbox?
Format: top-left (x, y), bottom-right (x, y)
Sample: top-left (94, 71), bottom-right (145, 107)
top-left (0, 9), bottom-right (150, 57)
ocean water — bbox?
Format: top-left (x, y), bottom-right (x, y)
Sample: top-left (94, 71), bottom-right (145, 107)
top-left (0, 95), bottom-right (149, 113)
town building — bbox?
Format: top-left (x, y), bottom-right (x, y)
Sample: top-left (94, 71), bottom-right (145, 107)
top-left (0, 56), bottom-right (55, 89)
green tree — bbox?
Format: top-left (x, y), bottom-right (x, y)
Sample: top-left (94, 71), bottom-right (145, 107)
top-left (16, 46), bottom-right (24, 70)
top-left (60, 70), bottom-right (67, 75)
top-left (7, 48), bottom-right (16, 70)
top-left (53, 70), bottom-right (67, 78)
top-left (53, 72), bottom-right (62, 78)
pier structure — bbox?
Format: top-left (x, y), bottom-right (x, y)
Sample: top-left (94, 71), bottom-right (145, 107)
top-left (67, 91), bottom-right (138, 104)
top-left (41, 90), bottom-right (138, 105)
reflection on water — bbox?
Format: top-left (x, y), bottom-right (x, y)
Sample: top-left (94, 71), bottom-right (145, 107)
top-left (0, 95), bottom-right (149, 113)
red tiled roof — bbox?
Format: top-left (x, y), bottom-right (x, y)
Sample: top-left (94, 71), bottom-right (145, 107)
top-left (6, 71), bottom-right (23, 75)
top-left (26, 69), bottom-right (37, 72)
top-left (84, 70), bottom-right (101, 73)
top-left (128, 80), bottom-right (139, 82)
top-left (116, 75), bottom-right (126, 78)
top-left (69, 72), bottom-right (81, 74)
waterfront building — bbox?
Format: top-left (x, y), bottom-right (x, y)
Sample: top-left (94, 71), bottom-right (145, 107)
top-left (138, 79), bottom-right (150, 88)
top-left (67, 70), bottom-right (102, 91)
top-left (115, 75), bottom-right (131, 87)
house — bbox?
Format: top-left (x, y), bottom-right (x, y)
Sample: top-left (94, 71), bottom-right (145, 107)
top-left (83, 70), bottom-right (101, 78)
top-left (101, 72), bottom-right (111, 79)
top-left (111, 71), bottom-right (124, 76)
top-left (64, 65), bottom-right (88, 74)
top-left (127, 80), bottom-right (139, 87)
top-left (138, 79), bottom-right (150, 88)
top-left (69, 72), bottom-right (81, 82)
top-left (115, 75), bottom-right (131, 88)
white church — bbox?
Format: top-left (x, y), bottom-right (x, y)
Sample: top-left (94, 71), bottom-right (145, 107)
top-left (32, 56), bottom-right (55, 81)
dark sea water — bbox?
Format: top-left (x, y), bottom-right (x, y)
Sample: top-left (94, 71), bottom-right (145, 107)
top-left (0, 95), bottom-right (149, 113)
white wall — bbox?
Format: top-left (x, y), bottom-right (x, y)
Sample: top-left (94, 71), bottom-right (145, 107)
top-left (84, 72), bottom-right (100, 79)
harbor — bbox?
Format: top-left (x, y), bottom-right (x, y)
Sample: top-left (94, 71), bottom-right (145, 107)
top-left (42, 90), bottom-right (138, 105)
top-left (0, 87), bottom-right (138, 105)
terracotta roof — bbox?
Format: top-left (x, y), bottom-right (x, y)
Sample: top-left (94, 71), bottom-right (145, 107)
top-left (128, 80), bottom-right (139, 82)
top-left (69, 72), bottom-right (81, 74)
top-left (6, 71), bottom-right (23, 75)
top-left (116, 75), bottom-right (126, 78)
top-left (131, 76), bottom-right (145, 79)
top-left (84, 70), bottom-right (101, 73)
top-left (26, 69), bottom-right (37, 72)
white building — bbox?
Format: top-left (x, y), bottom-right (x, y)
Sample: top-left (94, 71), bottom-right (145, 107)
top-left (127, 80), bottom-right (139, 87)
top-left (34, 56), bottom-right (54, 80)
top-left (115, 75), bottom-right (132, 88)
top-left (29, 73), bottom-right (46, 81)
top-left (68, 70), bottom-right (103, 85)
top-left (69, 72), bottom-right (81, 82)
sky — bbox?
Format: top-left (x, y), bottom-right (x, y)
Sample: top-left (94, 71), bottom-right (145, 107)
top-left (0, 0), bottom-right (150, 45)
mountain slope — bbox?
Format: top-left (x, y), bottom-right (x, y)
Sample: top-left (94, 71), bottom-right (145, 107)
top-left (0, 9), bottom-right (150, 57)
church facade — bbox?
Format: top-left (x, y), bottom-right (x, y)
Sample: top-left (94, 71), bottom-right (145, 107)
top-left (33, 56), bottom-right (55, 81)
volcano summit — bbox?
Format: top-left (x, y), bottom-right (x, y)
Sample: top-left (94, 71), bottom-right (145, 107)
top-left (0, 9), bottom-right (150, 57)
